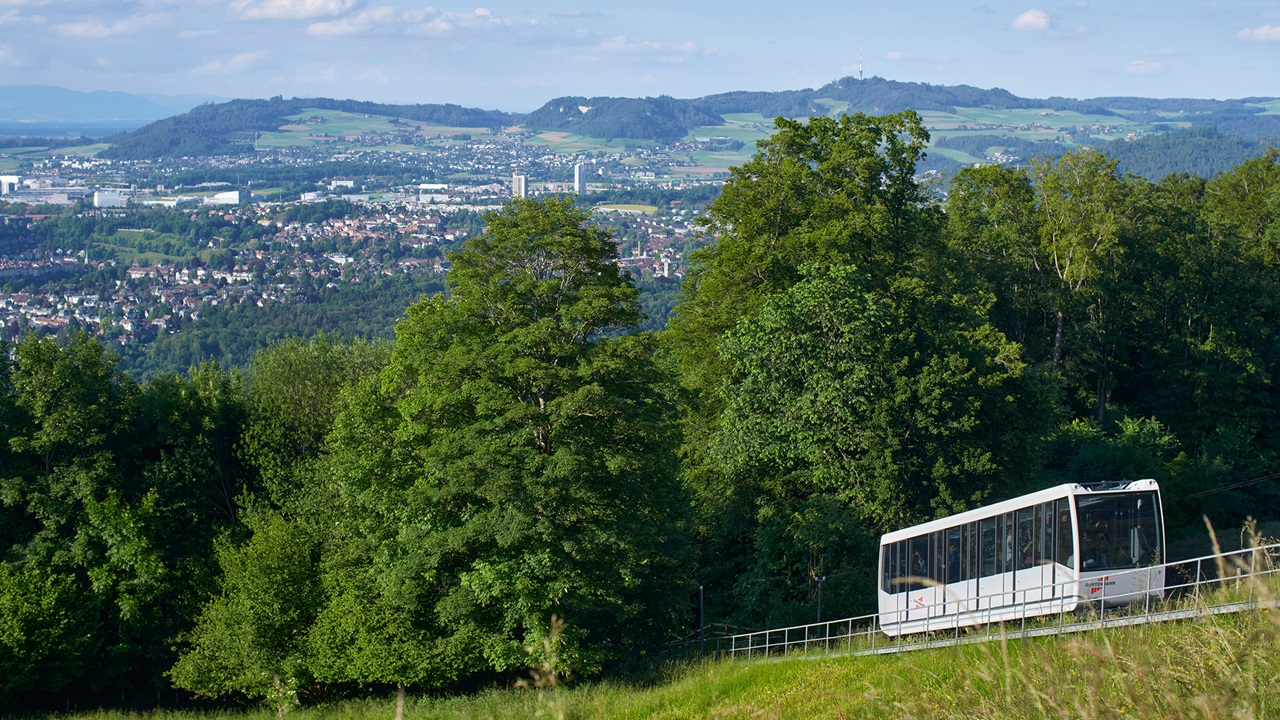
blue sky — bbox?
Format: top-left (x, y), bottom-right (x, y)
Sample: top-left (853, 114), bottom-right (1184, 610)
top-left (1, 0), bottom-right (1277, 110)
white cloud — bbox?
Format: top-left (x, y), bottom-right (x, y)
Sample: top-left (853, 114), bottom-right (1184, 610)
top-left (232, 0), bottom-right (360, 20)
top-left (195, 49), bottom-right (268, 73)
top-left (885, 50), bottom-right (908, 61)
top-left (57, 13), bottom-right (165, 38)
top-left (307, 6), bottom-right (527, 37)
top-left (1237, 25), bottom-right (1280, 42)
top-left (1151, 47), bottom-right (1179, 56)
top-left (1126, 60), bottom-right (1162, 75)
top-left (1011, 8), bottom-right (1050, 31)
top-left (306, 5), bottom-right (394, 35)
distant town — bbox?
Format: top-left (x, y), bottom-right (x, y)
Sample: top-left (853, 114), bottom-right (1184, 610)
top-left (0, 132), bottom-right (716, 349)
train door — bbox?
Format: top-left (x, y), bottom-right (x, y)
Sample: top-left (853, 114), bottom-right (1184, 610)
top-left (906, 534), bottom-right (931, 624)
top-left (1014, 505), bottom-right (1042, 604)
top-left (1055, 498), bottom-right (1076, 608)
top-left (943, 526), bottom-right (963, 616)
top-left (977, 517), bottom-right (1001, 613)
top-left (962, 521), bottom-right (979, 618)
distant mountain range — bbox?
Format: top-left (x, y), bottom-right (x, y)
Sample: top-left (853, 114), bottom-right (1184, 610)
top-left (6, 78), bottom-right (1279, 178)
top-left (0, 85), bottom-right (225, 136)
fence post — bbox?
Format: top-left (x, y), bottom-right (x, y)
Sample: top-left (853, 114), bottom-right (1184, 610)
top-left (1100, 577), bottom-right (1106, 625)
top-left (1021, 589), bottom-right (1027, 640)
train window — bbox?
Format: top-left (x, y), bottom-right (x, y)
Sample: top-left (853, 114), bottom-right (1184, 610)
top-left (965, 522), bottom-right (977, 581)
top-left (1039, 502), bottom-right (1053, 565)
top-left (1001, 512), bottom-right (1015, 575)
top-left (1017, 507), bottom-right (1035, 569)
top-left (895, 541), bottom-right (907, 592)
top-left (882, 544), bottom-right (892, 592)
top-left (933, 532), bottom-right (945, 583)
top-left (980, 518), bottom-right (996, 577)
top-left (945, 527), bottom-right (961, 584)
top-left (1056, 499), bottom-right (1074, 568)
top-left (909, 535), bottom-right (929, 590)
top-left (1076, 491), bottom-right (1162, 571)
top-left (884, 541), bottom-right (907, 593)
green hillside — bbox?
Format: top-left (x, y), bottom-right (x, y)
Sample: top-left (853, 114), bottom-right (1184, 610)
top-left (98, 97), bottom-right (517, 159)
top-left (44, 599), bottom-right (1280, 719)
top-left (84, 78), bottom-right (1280, 179)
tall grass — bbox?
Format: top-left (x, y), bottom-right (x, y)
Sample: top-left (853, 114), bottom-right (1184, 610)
top-left (31, 539), bottom-right (1280, 720)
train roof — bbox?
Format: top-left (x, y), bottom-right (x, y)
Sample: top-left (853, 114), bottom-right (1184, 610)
top-left (879, 479), bottom-right (1160, 544)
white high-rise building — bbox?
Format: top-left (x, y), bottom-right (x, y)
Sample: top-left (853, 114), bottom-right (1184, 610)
top-left (93, 190), bottom-right (129, 208)
top-left (573, 163), bottom-right (587, 194)
top-left (512, 173), bottom-right (528, 198)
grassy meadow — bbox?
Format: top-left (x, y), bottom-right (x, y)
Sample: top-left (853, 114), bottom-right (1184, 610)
top-left (253, 109), bottom-right (489, 152)
top-left (34, 577), bottom-right (1280, 720)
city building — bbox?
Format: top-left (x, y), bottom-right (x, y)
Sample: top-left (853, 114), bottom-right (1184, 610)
top-left (512, 172), bottom-right (528, 198)
top-left (94, 190), bottom-right (129, 208)
top-left (574, 163), bottom-right (587, 194)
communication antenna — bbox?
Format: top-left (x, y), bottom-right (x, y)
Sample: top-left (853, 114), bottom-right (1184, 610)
top-left (860, 47), bottom-right (864, 81)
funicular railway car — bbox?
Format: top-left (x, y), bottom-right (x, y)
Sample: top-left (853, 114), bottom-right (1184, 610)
top-left (878, 480), bottom-right (1165, 637)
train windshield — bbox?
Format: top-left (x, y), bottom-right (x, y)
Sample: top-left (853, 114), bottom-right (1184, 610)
top-left (1076, 491), bottom-right (1162, 571)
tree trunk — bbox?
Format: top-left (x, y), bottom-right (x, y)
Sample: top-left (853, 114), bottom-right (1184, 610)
top-left (395, 683), bottom-right (405, 720)
top-left (1053, 309), bottom-right (1065, 365)
top-left (1096, 348), bottom-right (1108, 422)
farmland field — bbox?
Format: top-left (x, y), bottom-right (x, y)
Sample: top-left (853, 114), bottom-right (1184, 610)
top-left (253, 108), bottom-right (490, 152)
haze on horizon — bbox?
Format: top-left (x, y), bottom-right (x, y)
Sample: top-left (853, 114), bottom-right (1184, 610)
top-left (1, 0), bottom-right (1277, 111)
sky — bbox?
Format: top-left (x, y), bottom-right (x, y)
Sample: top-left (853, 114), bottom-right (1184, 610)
top-left (0, 0), bottom-right (1278, 111)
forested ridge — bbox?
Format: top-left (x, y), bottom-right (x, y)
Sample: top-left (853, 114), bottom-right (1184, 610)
top-left (4, 112), bottom-right (1280, 714)
top-left (98, 97), bottom-right (519, 160)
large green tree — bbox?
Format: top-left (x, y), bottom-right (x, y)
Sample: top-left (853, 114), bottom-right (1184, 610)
top-left (664, 111), bottom-right (945, 625)
top-left (388, 197), bottom-right (690, 676)
top-left (711, 265), bottom-right (1050, 623)
top-left (667, 111), bottom-right (939, 394)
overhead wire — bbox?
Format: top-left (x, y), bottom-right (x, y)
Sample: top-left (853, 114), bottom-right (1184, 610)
top-left (1178, 471), bottom-right (1280, 500)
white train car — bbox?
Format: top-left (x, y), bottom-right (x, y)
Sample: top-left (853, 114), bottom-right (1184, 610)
top-left (878, 480), bottom-right (1165, 637)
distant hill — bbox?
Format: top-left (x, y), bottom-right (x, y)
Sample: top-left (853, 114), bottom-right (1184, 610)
top-left (521, 96), bottom-right (720, 142)
top-left (89, 78), bottom-right (1280, 179)
top-left (812, 77), bottom-right (1113, 116)
top-left (0, 85), bottom-right (222, 136)
top-left (520, 77), bottom-right (1276, 142)
top-left (99, 97), bottom-right (521, 159)
top-left (1102, 126), bottom-right (1277, 179)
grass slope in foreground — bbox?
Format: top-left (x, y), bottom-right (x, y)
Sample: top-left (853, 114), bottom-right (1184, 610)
top-left (45, 595), bottom-right (1279, 719)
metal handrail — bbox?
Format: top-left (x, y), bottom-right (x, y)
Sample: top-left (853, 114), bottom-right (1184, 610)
top-left (665, 541), bottom-right (1279, 662)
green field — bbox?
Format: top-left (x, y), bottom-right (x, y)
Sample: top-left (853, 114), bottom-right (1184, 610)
top-left (254, 108), bottom-right (490, 152)
top-left (39, 591), bottom-right (1280, 720)
top-left (929, 146), bottom-right (986, 164)
top-left (524, 131), bottom-right (657, 153)
top-left (93, 243), bottom-right (188, 264)
top-left (89, 229), bottom-right (204, 264)
top-left (678, 101), bottom-right (1204, 159)
top-left (0, 143), bottom-right (107, 171)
